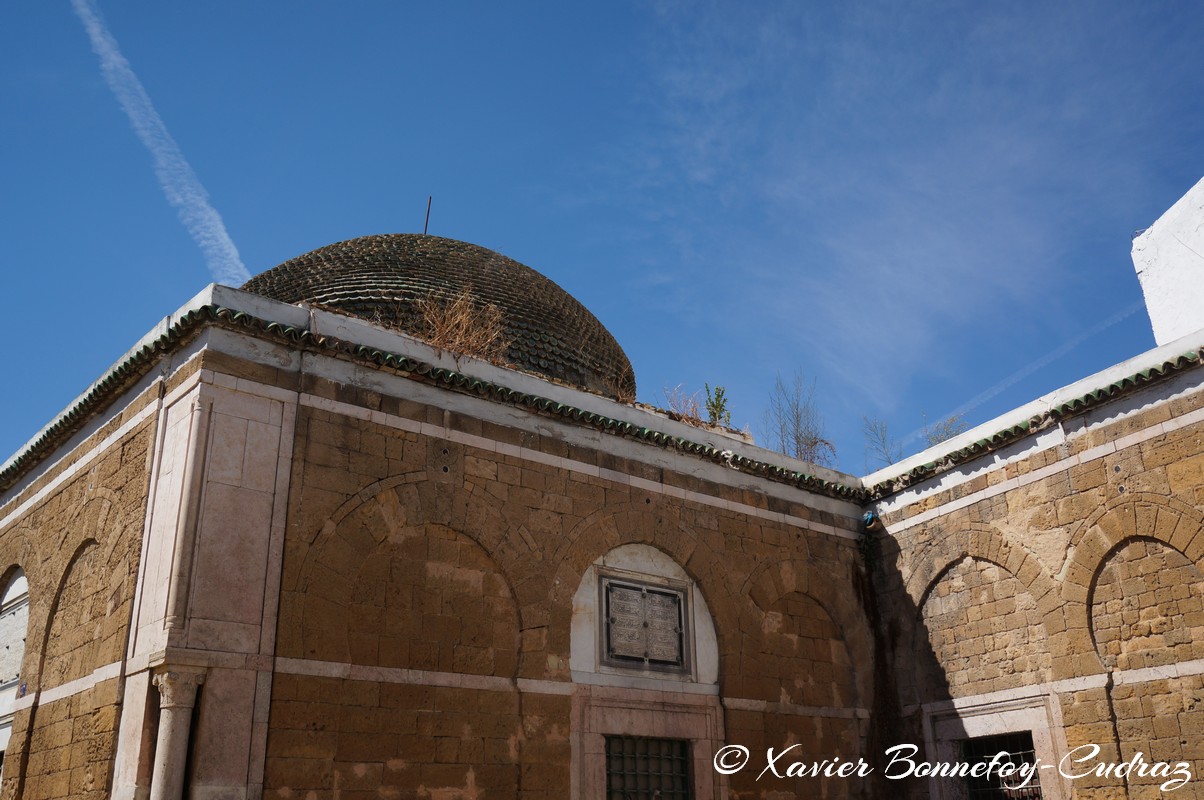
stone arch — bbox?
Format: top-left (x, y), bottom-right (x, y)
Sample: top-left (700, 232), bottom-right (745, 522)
top-left (35, 539), bottom-right (102, 691)
top-left (300, 470), bottom-right (510, 554)
top-left (53, 490), bottom-right (118, 552)
top-left (1056, 494), bottom-right (1204, 673)
top-left (292, 472), bottom-right (522, 597)
top-left (268, 470), bottom-right (527, 799)
top-left (1063, 493), bottom-right (1204, 605)
top-left (0, 566), bottom-right (31, 768)
top-left (0, 529), bottom-right (39, 719)
top-left (742, 559), bottom-right (872, 708)
top-left (0, 529), bottom-right (37, 616)
top-left (6, 539), bottom-right (101, 800)
top-left (0, 485), bottom-right (136, 800)
top-left (284, 472), bottom-right (521, 678)
top-left (906, 522), bottom-right (1059, 618)
top-left (910, 554), bottom-right (1054, 702)
top-left (550, 502), bottom-right (732, 658)
top-left (568, 542), bottom-right (720, 684)
top-left (59, 488), bottom-right (140, 667)
top-left (0, 566), bottom-right (31, 685)
top-left (553, 505), bottom-right (709, 587)
top-left (0, 566), bottom-right (27, 596)
top-left (900, 524), bottom-right (1061, 699)
top-left (1088, 535), bottom-right (1204, 671)
top-left (0, 486), bottom-right (126, 664)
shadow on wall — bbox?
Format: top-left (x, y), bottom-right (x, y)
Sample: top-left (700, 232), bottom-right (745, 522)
top-left (874, 493), bottom-right (1204, 800)
top-left (875, 522), bottom-right (1045, 800)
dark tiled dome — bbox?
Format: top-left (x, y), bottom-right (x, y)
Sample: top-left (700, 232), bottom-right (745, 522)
top-left (242, 234), bottom-right (636, 399)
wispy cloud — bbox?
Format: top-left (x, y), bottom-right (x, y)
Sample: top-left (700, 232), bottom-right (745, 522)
top-left (71, 0), bottom-right (249, 285)
top-left (531, 0), bottom-right (1196, 468)
top-left (615, 2), bottom-right (1163, 395)
top-left (899, 301), bottom-right (1144, 446)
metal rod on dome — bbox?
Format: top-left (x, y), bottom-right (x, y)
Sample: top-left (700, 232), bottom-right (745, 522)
top-left (423, 196), bottom-right (432, 235)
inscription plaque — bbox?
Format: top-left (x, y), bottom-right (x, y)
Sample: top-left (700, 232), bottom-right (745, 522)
top-left (608, 585), bottom-right (646, 659)
top-left (604, 579), bottom-right (684, 667)
top-left (645, 591), bottom-right (681, 663)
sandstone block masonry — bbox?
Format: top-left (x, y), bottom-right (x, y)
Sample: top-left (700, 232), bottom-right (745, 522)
top-left (263, 382), bottom-right (872, 799)
top-left (874, 369), bottom-right (1204, 799)
top-left (0, 416), bottom-right (151, 800)
top-left (0, 279), bottom-right (1202, 800)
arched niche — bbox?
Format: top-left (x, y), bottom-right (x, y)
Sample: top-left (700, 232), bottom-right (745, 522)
top-left (569, 543), bottom-right (718, 685)
top-left (914, 556), bottom-right (1052, 702)
top-left (297, 521), bottom-right (521, 677)
top-left (567, 544), bottom-right (724, 800)
top-left (0, 568), bottom-right (30, 762)
top-left (1090, 537), bottom-right (1204, 671)
top-left (757, 590), bottom-right (857, 708)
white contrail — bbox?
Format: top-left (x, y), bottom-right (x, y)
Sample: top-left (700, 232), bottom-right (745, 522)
top-left (903, 300), bottom-right (1145, 446)
top-left (71, 0), bottom-right (249, 285)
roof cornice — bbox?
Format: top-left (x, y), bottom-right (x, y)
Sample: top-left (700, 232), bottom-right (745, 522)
top-left (5, 287), bottom-right (1203, 509)
top-left (863, 346), bottom-right (1204, 500)
top-left (0, 303), bottom-right (865, 503)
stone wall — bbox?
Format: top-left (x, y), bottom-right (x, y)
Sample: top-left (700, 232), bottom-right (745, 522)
top-left (0, 420), bottom-right (151, 800)
top-left (0, 313), bottom-right (877, 800)
top-left (11, 298), bottom-right (1203, 800)
top-left (875, 379), bottom-right (1204, 799)
top-left (264, 385), bottom-right (873, 799)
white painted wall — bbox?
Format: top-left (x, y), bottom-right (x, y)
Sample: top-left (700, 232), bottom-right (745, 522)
top-left (1132, 176), bottom-right (1204, 346)
top-left (0, 571), bottom-right (29, 757)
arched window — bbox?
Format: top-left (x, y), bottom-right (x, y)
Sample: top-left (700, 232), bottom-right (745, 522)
top-left (0, 568), bottom-right (29, 771)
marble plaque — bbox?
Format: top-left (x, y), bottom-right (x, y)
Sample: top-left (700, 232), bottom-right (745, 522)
top-left (645, 590), bottom-right (682, 664)
top-left (607, 584), bottom-right (646, 659)
top-left (605, 581), bottom-right (683, 665)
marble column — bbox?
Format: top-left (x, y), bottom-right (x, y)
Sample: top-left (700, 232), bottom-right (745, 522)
top-left (149, 669), bottom-right (205, 800)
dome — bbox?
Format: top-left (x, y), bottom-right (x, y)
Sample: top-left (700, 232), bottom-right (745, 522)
top-left (242, 234), bottom-right (636, 399)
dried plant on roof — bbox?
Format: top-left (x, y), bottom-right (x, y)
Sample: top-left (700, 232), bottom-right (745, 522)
top-left (414, 287), bottom-right (512, 365)
top-left (601, 371), bottom-right (637, 404)
top-left (664, 384), bottom-right (704, 426)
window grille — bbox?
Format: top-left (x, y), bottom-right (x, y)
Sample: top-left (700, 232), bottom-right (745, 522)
top-left (605, 735), bottom-right (693, 800)
top-left (961, 732), bottom-right (1043, 799)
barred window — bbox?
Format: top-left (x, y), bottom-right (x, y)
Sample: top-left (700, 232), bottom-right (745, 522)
top-left (961, 732), bottom-right (1043, 799)
top-left (605, 735), bottom-right (693, 800)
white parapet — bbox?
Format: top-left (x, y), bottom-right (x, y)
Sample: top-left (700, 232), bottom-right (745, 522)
top-left (1133, 175), bottom-right (1204, 346)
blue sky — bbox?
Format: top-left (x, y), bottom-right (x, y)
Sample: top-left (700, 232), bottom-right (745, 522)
top-left (3, 1), bottom-right (1202, 475)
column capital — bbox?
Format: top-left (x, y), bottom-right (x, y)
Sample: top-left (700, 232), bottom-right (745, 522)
top-left (152, 669), bottom-right (205, 710)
